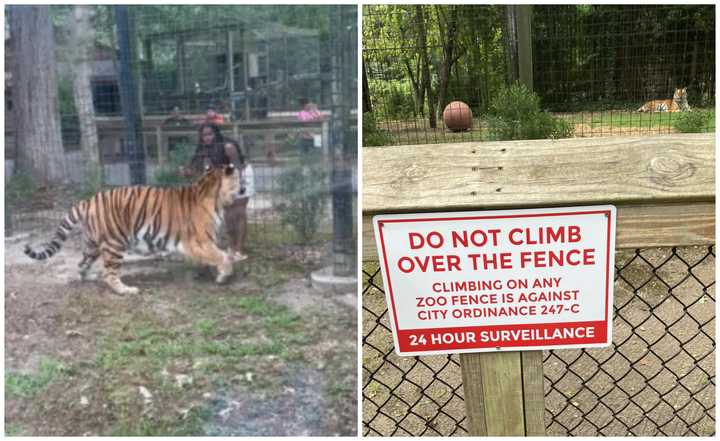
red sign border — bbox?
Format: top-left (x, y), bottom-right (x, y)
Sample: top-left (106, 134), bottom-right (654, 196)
top-left (375, 207), bottom-right (615, 355)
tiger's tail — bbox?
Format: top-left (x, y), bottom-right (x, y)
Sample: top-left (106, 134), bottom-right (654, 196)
top-left (24, 204), bottom-right (84, 260)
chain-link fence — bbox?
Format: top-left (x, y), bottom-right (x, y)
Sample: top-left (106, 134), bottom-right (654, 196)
top-left (363, 246), bottom-right (715, 436)
top-left (6, 5), bottom-right (357, 265)
top-left (362, 5), bottom-right (715, 147)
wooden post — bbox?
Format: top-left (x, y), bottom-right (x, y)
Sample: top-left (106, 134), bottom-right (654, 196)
top-left (322, 119), bottom-right (330, 156)
top-left (471, 7), bottom-right (535, 431)
top-left (227, 30), bottom-right (235, 115)
top-left (504, 6), bottom-right (519, 84)
top-left (177, 35), bottom-right (185, 94)
top-left (156, 125), bottom-right (166, 166)
top-left (362, 133), bottom-right (716, 435)
top-left (517, 5), bottom-right (533, 91)
top-left (242, 30), bottom-right (250, 120)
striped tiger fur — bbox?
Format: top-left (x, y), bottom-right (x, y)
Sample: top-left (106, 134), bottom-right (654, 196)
top-left (24, 164), bottom-right (243, 294)
top-left (637, 87), bottom-right (690, 113)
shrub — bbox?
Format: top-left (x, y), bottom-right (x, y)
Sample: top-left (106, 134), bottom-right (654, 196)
top-left (363, 113), bottom-right (393, 146)
top-left (5, 172), bottom-right (37, 208)
top-left (152, 142), bottom-right (196, 187)
top-left (673, 110), bottom-right (712, 133)
top-left (488, 82), bottom-right (574, 140)
top-left (73, 163), bottom-right (105, 200)
top-left (275, 162), bottom-right (327, 243)
top-left (368, 79), bottom-right (415, 119)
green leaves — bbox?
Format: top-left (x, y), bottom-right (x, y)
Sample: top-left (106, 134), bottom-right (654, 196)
top-left (487, 82), bottom-right (574, 141)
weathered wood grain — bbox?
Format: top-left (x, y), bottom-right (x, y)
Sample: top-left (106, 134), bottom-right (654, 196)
top-left (460, 351), bottom-right (527, 435)
top-left (363, 134), bottom-right (714, 213)
top-left (521, 351), bottom-right (546, 436)
top-left (363, 201), bottom-right (715, 260)
top-left (363, 134), bottom-right (714, 437)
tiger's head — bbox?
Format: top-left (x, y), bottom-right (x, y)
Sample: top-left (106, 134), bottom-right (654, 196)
top-left (196, 164), bottom-right (243, 206)
top-left (673, 87), bottom-right (688, 101)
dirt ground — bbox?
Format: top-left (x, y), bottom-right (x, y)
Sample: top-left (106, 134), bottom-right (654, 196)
top-left (5, 228), bottom-right (357, 436)
top-left (362, 246), bottom-right (715, 436)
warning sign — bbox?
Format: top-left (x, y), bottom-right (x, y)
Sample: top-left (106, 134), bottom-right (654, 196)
top-left (373, 206), bottom-right (616, 356)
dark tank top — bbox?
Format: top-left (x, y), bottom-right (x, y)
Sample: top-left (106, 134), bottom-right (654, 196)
top-left (190, 142), bottom-right (230, 172)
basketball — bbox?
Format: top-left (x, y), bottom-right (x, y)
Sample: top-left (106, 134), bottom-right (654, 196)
top-left (443, 101), bottom-right (473, 132)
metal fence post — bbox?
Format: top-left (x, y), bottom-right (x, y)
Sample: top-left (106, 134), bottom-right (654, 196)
top-left (115, 5), bottom-right (146, 185)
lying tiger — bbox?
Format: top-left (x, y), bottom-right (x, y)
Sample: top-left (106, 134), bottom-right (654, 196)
top-left (637, 87), bottom-right (690, 113)
top-left (24, 164), bottom-right (243, 295)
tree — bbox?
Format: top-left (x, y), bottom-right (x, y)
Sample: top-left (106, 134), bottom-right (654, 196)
top-left (9, 5), bottom-right (67, 184)
top-left (69, 5), bottom-right (102, 186)
top-left (416, 5), bottom-right (436, 128)
top-left (434, 5), bottom-right (465, 122)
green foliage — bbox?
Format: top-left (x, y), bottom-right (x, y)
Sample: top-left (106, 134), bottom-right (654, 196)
top-left (5, 173), bottom-right (37, 208)
top-left (363, 114), bottom-right (393, 146)
top-left (275, 161), bottom-right (327, 243)
top-left (73, 164), bottom-right (105, 200)
top-left (487, 83), bottom-right (574, 140)
top-left (57, 78), bottom-right (77, 116)
top-left (368, 79), bottom-right (415, 119)
top-left (152, 142), bottom-right (196, 187)
top-left (673, 110), bottom-right (713, 133)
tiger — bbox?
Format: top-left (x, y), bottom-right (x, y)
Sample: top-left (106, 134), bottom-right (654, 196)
top-left (24, 164), bottom-right (243, 295)
top-left (637, 87), bottom-right (690, 113)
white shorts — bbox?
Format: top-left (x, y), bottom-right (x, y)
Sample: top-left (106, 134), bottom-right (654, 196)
top-left (236, 164), bottom-right (255, 200)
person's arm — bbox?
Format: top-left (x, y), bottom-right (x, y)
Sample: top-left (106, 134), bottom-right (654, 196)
top-left (224, 144), bottom-right (244, 170)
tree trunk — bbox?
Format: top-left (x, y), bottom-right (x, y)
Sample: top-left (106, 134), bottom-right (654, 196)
top-left (416, 5), bottom-right (436, 128)
top-left (70, 5), bottom-right (103, 185)
top-left (435, 6), bottom-right (461, 122)
top-left (362, 60), bottom-right (372, 113)
top-left (402, 58), bottom-right (421, 117)
top-left (503, 5), bottom-right (519, 85)
top-left (9, 5), bottom-right (67, 184)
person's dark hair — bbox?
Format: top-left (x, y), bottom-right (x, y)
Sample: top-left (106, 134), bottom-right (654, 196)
top-left (298, 97), bottom-right (309, 108)
top-left (224, 137), bottom-right (246, 164)
top-left (197, 123), bottom-right (224, 147)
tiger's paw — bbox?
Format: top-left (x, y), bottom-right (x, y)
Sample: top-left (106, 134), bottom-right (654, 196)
top-left (215, 272), bottom-right (232, 284)
top-left (124, 286), bottom-right (140, 295)
top-left (107, 280), bottom-right (140, 295)
top-left (215, 255), bottom-right (234, 284)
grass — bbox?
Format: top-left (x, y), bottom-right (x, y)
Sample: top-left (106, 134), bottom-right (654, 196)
top-left (88, 290), bottom-right (308, 435)
top-left (5, 424), bottom-right (26, 436)
top-left (110, 406), bottom-right (214, 436)
top-left (369, 108), bottom-right (716, 146)
top-left (96, 293), bottom-right (304, 372)
top-left (5, 245), bottom-right (350, 436)
top-left (571, 108), bottom-right (716, 131)
top-left (6, 358), bottom-right (71, 398)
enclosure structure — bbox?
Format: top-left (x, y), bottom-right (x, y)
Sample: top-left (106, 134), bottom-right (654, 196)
top-left (362, 5), bottom-right (715, 147)
top-left (362, 133), bottom-right (714, 436)
top-left (5, 5), bottom-right (357, 261)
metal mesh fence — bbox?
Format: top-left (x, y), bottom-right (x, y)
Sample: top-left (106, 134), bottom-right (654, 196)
top-left (5, 5), bottom-right (357, 264)
top-left (362, 245), bottom-right (715, 436)
top-left (362, 5), bottom-right (715, 147)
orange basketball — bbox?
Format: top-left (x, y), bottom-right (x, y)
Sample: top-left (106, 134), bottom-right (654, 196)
top-left (443, 101), bottom-right (473, 132)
